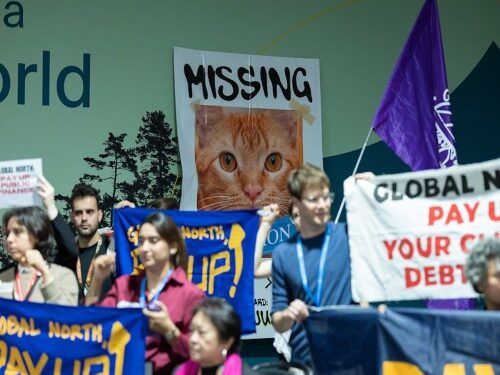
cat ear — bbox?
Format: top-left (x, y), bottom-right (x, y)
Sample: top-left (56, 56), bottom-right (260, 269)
top-left (196, 105), bottom-right (225, 147)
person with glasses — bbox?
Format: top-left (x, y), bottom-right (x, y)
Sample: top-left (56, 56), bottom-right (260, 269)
top-left (271, 163), bottom-right (352, 367)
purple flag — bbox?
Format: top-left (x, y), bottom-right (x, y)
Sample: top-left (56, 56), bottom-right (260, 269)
top-left (372, 0), bottom-right (458, 171)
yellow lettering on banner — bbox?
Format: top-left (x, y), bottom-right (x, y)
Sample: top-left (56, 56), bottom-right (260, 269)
top-left (107, 321), bottom-right (131, 375)
top-left (54, 358), bottom-right (62, 375)
top-left (182, 225), bottom-right (225, 240)
top-left (228, 224), bottom-right (245, 298)
top-left (0, 340), bottom-right (6, 368)
top-left (131, 247), bottom-right (144, 275)
top-left (92, 323), bottom-right (102, 343)
top-left (23, 351), bottom-right (48, 375)
top-left (127, 225), bottom-right (140, 246)
top-left (0, 315), bottom-right (41, 337)
top-left (82, 355), bottom-right (110, 375)
top-left (188, 255), bottom-right (208, 291)
top-left (6, 346), bottom-right (27, 374)
top-left (473, 364), bottom-right (495, 375)
top-left (208, 251), bottom-right (230, 295)
top-left (73, 360), bottom-right (82, 375)
top-left (49, 321), bottom-right (102, 343)
top-left (7, 315), bottom-right (18, 335)
top-left (383, 361), bottom-right (424, 375)
top-left (443, 364), bottom-right (465, 375)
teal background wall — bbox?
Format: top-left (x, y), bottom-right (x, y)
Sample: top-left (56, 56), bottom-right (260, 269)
top-left (1, 0), bottom-right (499, 365)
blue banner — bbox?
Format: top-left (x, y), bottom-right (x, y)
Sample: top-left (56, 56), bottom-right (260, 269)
top-left (305, 307), bottom-right (500, 375)
top-left (0, 297), bottom-right (147, 375)
top-left (113, 208), bottom-right (260, 334)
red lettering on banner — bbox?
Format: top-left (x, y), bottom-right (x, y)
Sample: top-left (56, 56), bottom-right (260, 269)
top-left (383, 236), bottom-right (450, 260)
top-left (459, 232), bottom-right (500, 253)
top-left (405, 268), bottom-right (420, 287)
top-left (423, 266), bottom-right (437, 286)
top-left (428, 202), bottom-right (480, 226)
top-left (489, 201), bottom-right (500, 221)
top-left (405, 264), bottom-right (467, 288)
top-left (383, 240), bottom-right (397, 260)
top-left (428, 206), bottom-right (443, 225)
top-left (438, 265), bottom-right (454, 285)
top-left (459, 234), bottom-right (476, 253)
top-left (446, 204), bottom-right (464, 225)
top-left (463, 202), bottom-right (480, 222)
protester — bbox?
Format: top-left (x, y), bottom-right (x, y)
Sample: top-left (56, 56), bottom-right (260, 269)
top-left (271, 163), bottom-right (352, 367)
top-left (68, 184), bottom-right (113, 299)
top-left (0, 206), bottom-right (78, 305)
top-left (466, 238), bottom-right (500, 311)
top-left (176, 298), bottom-right (257, 375)
top-left (85, 211), bottom-right (204, 374)
top-left (37, 175), bottom-right (79, 269)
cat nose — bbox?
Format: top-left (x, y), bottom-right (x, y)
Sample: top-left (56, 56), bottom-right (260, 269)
top-left (244, 185), bottom-right (262, 202)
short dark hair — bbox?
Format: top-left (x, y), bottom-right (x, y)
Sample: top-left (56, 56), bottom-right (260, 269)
top-left (70, 183), bottom-right (101, 210)
top-left (192, 298), bottom-right (241, 354)
top-left (149, 197), bottom-right (179, 210)
top-left (142, 212), bottom-right (187, 270)
top-left (2, 206), bottom-right (55, 261)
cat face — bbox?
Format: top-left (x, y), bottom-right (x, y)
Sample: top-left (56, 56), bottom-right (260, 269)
top-left (195, 105), bottom-right (302, 215)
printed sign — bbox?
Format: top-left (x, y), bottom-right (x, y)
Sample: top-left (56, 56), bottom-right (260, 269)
top-left (113, 208), bottom-right (259, 334)
top-left (345, 158), bottom-right (500, 302)
top-left (0, 158), bottom-right (42, 209)
top-left (0, 297), bottom-right (147, 375)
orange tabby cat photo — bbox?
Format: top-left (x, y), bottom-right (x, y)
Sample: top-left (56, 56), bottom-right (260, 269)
top-left (195, 105), bottom-right (303, 215)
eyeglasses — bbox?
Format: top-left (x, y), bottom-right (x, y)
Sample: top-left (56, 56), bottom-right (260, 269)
top-left (301, 192), bottom-right (334, 205)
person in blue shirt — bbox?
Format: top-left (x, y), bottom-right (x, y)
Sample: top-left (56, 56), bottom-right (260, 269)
top-left (271, 163), bottom-right (352, 367)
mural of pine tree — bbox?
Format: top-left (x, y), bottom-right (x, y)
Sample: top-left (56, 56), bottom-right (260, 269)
top-left (132, 111), bottom-right (181, 205)
top-left (79, 132), bottom-right (138, 225)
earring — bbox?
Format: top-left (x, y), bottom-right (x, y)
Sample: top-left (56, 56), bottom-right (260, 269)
top-left (222, 348), bottom-right (228, 361)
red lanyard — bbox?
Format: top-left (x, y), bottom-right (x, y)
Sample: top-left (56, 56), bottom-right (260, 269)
top-left (14, 267), bottom-right (40, 301)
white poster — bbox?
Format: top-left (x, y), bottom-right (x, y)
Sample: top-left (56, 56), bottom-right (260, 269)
top-left (174, 47), bottom-right (322, 338)
top-left (0, 158), bottom-right (42, 209)
top-left (345, 158), bottom-right (500, 302)
top-left (174, 47), bottom-right (322, 214)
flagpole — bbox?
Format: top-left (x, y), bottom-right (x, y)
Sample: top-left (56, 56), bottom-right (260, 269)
top-left (334, 126), bottom-right (373, 224)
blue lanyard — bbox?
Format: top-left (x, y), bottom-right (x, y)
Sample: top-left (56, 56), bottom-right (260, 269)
top-left (296, 224), bottom-right (331, 307)
top-left (139, 269), bottom-right (173, 308)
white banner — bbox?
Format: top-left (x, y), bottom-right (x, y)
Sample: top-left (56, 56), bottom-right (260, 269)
top-left (173, 47), bottom-right (322, 214)
top-left (0, 158), bottom-right (42, 209)
top-left (345, 158), bottom-right (500, 302)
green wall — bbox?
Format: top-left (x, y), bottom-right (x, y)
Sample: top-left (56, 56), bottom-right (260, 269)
top-left (1, 0), bottom-right (498, 199)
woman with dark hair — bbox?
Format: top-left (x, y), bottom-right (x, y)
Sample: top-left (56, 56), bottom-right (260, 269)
top-left (176, 298), bottom-right (256, 375)
top-left (85, 212), bottom-right (205, 375)
top-left (0, 206), bottom-right (78, 305)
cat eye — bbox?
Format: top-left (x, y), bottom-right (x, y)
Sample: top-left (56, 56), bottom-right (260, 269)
top-left (265, 153), bottom-right (282, 172)
top-left (219, 152), bottom-right (237, 172)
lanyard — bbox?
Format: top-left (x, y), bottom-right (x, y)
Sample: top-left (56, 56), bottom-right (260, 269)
top-left (76, 237), bottom-right (103, 295)
top-left (14, 267), bottom-right (41, 301)
top-left (139, 269), bottom-right (173, 308)
top-left (296, 224), bottom-right (331, 307)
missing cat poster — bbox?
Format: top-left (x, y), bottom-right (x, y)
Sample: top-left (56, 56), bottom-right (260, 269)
top-left (174, 47), bottom-right (323, 338)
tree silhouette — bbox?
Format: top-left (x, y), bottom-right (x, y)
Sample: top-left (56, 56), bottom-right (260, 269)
top-left (132, 111), bottom-right (181, 205)
top-left (55, 110), bottom-right (181, 223)
top-left (0, 231), bottom-right (13, 271)
top-left (79, 132), bottom-right (138, 224)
